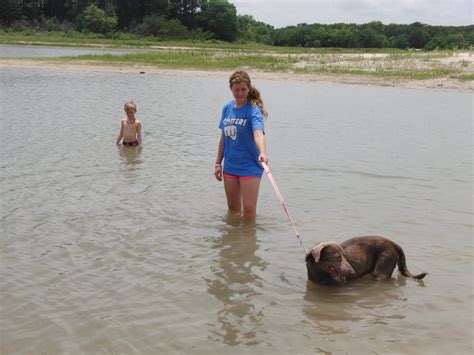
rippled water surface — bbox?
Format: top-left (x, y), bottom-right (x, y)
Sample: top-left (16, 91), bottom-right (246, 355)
top-left (0, 44), bottom-right (147, 57)
top-left (1, 65), bottom-right (472, 354)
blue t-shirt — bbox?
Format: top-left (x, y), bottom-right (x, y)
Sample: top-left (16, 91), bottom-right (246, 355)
top-left (219, 100), bottom-right (265, 177)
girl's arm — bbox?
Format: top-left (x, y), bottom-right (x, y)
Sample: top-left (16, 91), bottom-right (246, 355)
top-left (116, 120), bottom-right (124, 145)
top-left (215, 134), bottom-right (224, 181)
top-left (254, 129), bottom-right (268, 163)
top-left (136, 121), bottom-right (142, 146)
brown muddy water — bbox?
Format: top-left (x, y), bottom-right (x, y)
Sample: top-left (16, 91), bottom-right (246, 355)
top-left (0, 65), bottom-right (472, 354)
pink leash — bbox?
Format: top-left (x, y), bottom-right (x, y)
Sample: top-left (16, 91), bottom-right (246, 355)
top-left (261, 162), bottom-right (308, 254)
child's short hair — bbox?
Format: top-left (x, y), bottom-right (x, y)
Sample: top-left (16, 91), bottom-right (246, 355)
top-left (124, 100), bottom-right (137, 112)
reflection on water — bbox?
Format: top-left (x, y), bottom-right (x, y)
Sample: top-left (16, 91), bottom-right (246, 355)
top-left (0, 44), bottom-right (148, 58)
top-left (205, 213), bottom-right (268, 346)
top-left (117, 145), bottom-right (143, 169)
top-left (1, 65), bottom-right (472, 354)
top-left (303, 277), bottom-right (409, 336)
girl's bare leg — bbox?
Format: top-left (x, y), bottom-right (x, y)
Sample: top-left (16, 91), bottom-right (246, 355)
top-left (240, 178), bottom-right (261, 220)
top-left (224, 177), bottom-right (242, 212)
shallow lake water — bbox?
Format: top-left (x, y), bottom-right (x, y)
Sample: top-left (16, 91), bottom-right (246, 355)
top-left (0, 44), bottom-right (148, 58)
top-left (0, 63), bottom-right (472, 354)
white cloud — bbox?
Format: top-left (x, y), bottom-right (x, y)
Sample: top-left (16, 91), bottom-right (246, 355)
top-left (229, 0), bottom-right (473, 27)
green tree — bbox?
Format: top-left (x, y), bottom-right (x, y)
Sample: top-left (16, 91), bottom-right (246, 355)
top-left (445, 33), bottom-right (466, 48)
top-left (168, 0), bottom-right (201, 28)
top-left (333, 26), bottom-right (362, 48)
top-left (42, 0), bottom-right (68, 20)
top-left (65, 0), bottom-right (96, 21)
top-left (0, 0), bottom-right (23, 25)
top-left (135, 14), bottom-right (189, 39)
top-left (408, 22), bottom-right (428, 48)
top-left (366, 21), bottom-right (384, 33)
top-left (196, 0), bottom-right (238, 41)
top-left (19, 0), bottom-right (42, 20)
top-left (77, 4), bottom-right (117, 34)
top-left (359, 27), bottom-right (385, 48)
top-left (390, 33), bottom-right (409, 49)
top-left (465, 29), bottom-right (474, 46)
top-left (112, 0), bottom-right (170, 29)
top-left (236, 14), bottom-right (273, 44)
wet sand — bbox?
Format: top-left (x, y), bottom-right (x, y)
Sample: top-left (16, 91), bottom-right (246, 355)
top-left (1, 58), bottom-right (472, 91)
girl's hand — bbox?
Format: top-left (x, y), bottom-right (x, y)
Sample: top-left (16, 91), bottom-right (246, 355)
top-left (258, 154), bottom-right (268, 164)
top-left (214, 164), bottom-right (223, 181)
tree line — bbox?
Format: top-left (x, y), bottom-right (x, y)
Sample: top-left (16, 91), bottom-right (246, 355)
top-left (1, 0), bottom-right (472, 50)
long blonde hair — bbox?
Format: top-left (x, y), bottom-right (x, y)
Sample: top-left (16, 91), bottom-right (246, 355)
top-left (229, 70), bottom-right (268, 118)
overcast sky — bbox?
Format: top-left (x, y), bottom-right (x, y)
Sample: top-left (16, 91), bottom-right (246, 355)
top-left (229, 0), bottom-right (473, 28)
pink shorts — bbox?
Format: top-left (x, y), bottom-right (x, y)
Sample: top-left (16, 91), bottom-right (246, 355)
top-left (224, 173), bottom-right (259, 181)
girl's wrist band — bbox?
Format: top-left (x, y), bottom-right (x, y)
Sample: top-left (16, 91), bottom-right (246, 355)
top-left (215, 163), bottom-right (221, 166)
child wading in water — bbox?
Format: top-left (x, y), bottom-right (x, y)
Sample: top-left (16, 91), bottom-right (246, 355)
top-left (116, 101), bottom-right (142, 146)
top-left (214, 70), bottom-right (268, 220)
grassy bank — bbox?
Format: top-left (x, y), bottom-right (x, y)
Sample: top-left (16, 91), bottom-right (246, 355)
top-left (0, 29), bottom-right (407, 53)
top-left (52, 50), bottom-right (473, 82)
top-left (1, 30), bottom-right (472, 83)
top-left (56, 51), bottom-right (298, 71)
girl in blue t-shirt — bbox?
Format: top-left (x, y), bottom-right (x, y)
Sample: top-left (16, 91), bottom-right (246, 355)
top-left (214, 70), bottom-right (268, 220)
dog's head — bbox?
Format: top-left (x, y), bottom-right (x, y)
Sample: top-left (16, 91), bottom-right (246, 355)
top-left (305, 242), bottom-right (355, 284)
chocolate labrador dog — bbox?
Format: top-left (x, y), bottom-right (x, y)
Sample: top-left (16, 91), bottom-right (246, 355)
top-left (305, 236), bottom-right (427, 285)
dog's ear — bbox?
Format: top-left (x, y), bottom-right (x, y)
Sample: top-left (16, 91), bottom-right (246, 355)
top-left (305, 241), bottom-right (321, 262)
top-left (310, 242), bottom-right (331, 263)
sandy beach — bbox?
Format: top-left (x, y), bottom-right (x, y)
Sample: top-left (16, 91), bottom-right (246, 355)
top-left (1, 57), bottom-right (473, 91)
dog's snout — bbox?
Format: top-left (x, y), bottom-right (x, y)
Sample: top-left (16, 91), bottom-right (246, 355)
top-left (342, 260), bottom-right (356, 276)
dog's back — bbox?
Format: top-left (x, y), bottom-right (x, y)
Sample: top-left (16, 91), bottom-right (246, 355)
top-left (341, 236), bottom-right (397, 277)
top-left (306, 236), bottom-right (427, 285)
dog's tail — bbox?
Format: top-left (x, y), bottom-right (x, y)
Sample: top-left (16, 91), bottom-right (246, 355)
top-left (394, 242), bottom-right (428, 279)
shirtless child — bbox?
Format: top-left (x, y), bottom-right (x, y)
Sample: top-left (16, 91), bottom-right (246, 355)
top-left (116, 100), bottom-right (142, 146)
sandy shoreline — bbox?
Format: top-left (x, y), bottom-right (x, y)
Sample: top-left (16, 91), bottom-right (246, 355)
top-left (1, 58), bottom-right (473, 91)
